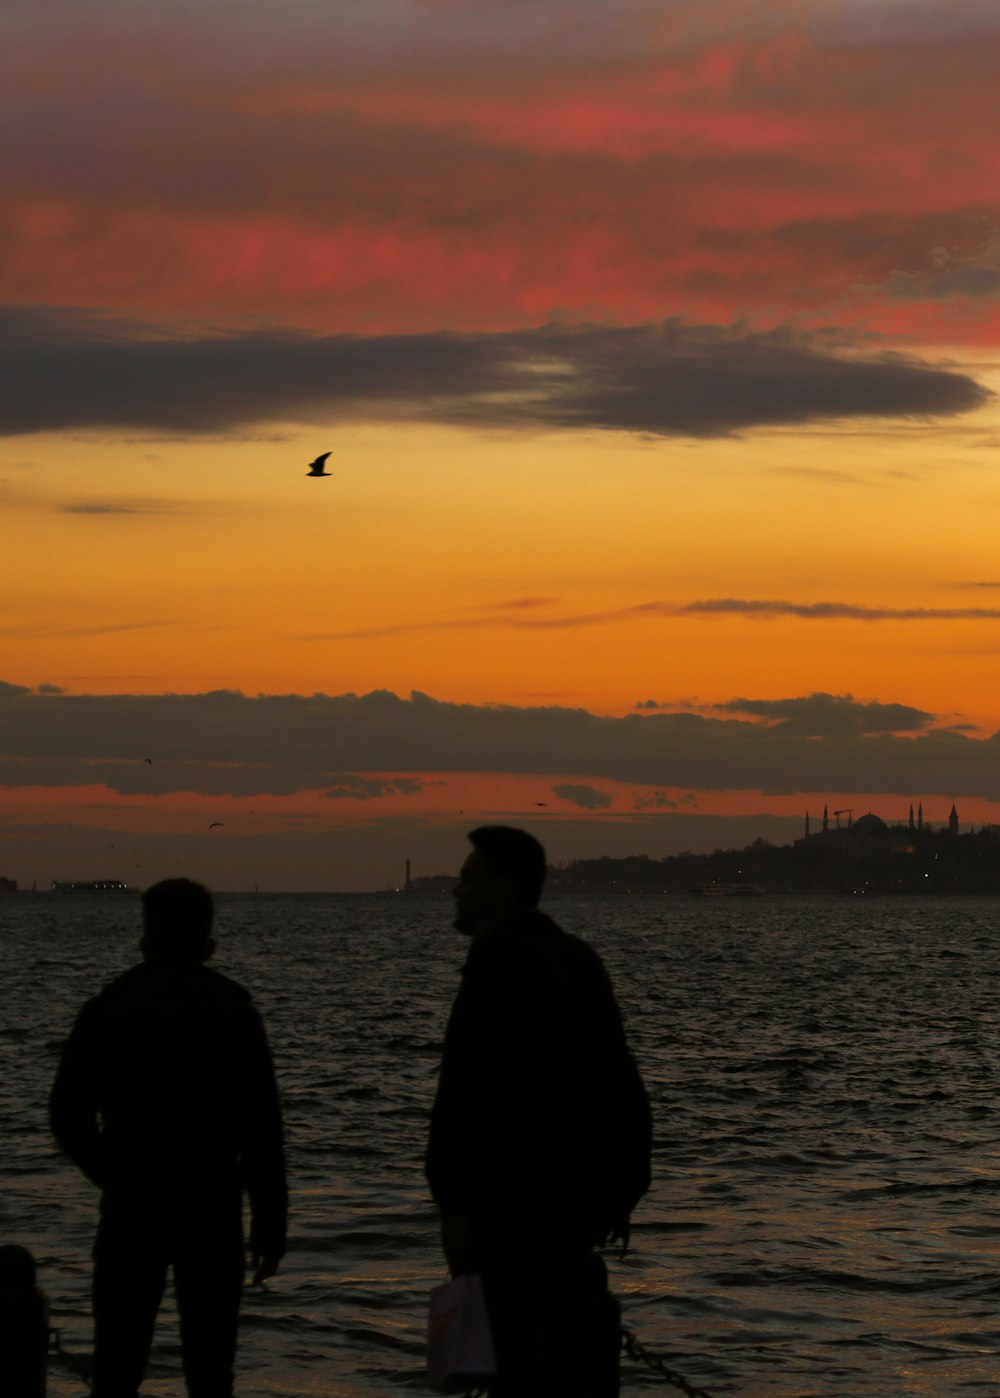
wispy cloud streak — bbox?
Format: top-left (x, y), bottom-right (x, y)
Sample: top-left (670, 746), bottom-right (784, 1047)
top-left (676, 599), bottom-right (1000, 621)
top-left (322, 596), bottom-right (1000, 639)
top-left (0, 619), bottom-right (180, 639)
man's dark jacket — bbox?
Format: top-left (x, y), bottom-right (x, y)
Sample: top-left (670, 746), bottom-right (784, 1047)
top-left (426, 910), bottom-right (651, 1249)
top-left (50, 960), bottom-right (287, 1255)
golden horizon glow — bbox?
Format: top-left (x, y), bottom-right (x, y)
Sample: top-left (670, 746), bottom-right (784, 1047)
top-left (6, 386), bottom-right (1000, 727)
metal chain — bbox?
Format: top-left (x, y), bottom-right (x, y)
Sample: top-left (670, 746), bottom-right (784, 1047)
top-left (460, 1328), bottom-right (717, 1397)
top-left (621, 1325), bottom-right (718, 1397)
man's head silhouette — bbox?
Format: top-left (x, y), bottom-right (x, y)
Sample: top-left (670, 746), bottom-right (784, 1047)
top-left (453, 825), bottom-right (546, 935)
top-left (141, 878), bottom-right (216, 964)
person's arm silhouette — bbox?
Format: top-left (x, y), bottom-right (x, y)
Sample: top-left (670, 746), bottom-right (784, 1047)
top-left (237, 1006), bottom-right (288, 1284)
top-left (50, 1002), bottom-right (107, 1188)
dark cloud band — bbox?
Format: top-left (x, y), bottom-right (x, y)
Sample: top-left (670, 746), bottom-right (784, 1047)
top-left (0, 306), bottom-right (988, 438)
top-left (1, 683), bottom-right (998, 801)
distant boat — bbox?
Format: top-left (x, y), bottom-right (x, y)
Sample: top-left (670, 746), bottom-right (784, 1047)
top-left (692, 884), bottom-right (726, 897)
top-left (50, 880), bottom-right (136, 893)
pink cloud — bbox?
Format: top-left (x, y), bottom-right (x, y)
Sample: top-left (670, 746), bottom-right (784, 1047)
top-left (2, 8), bottom-right (1000, 342)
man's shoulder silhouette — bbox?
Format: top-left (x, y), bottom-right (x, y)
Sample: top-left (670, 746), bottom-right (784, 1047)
top-left (71, 959), bottom-right (260, 1067)
top-left (462, 908), bottom-right (624, 1034)
top-left (87, 957), bottom-right (254, 1016)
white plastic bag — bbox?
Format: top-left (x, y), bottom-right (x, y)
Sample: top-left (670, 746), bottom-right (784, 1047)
top-left (427, 1273), bottom-right (497, 1393)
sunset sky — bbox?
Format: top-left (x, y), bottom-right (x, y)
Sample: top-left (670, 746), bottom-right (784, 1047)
top-left (5, 0), bottom-right (1000, 891)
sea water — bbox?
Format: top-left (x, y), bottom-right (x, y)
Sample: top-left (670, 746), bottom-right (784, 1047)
top-left (2, 892), bottom-right (1000, 1397)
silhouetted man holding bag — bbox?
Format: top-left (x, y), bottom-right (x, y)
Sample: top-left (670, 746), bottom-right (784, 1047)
top-left (51, 879), bottom-right (287, 1398)
top-left (426, 827), bottom-right (652, 1397)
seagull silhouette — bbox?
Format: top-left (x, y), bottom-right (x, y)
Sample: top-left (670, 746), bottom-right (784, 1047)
top-left (209, 822), bottom-right (224, 829)
top-left (307, 452), bottom-right (332, 477)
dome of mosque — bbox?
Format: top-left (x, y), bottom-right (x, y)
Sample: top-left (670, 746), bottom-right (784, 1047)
top-left (853, 812), bottom-right (889, 832)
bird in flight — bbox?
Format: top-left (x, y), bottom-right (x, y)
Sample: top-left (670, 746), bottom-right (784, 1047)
top-left (209, 822), bottom-right (224, 830)
top-left (307, 452), bottom-right (332, 477)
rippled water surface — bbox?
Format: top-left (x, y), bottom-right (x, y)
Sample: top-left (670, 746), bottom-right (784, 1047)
top-left (3, 892), bottom-right (1000, 1396)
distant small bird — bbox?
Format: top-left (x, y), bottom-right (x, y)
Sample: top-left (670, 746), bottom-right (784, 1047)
top-left (209, 822), bottom-right (224, 829)
top-left (144, 757), bottom-right (152, 765)
top-left (535, 802), bottom-right (548, 807)
top-left (307, 452), bottom-right (332, 477)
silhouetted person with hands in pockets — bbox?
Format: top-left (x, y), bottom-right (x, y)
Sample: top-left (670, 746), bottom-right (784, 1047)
top-left (426, 827), bottom-right (652, 1397)
top-left (50, 879), bottom-right (287, 1398)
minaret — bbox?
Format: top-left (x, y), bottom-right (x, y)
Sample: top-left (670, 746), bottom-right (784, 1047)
top-left (949, 803), bottom-right (959, 836)
top-left (822, 803), bottom-right (829, 832)
top-left (404, 858), bottom-right (412, 891)
top-left (908, 803), bottom-right (914, 832)
top-left (804, 812), bottom-right (810, 838)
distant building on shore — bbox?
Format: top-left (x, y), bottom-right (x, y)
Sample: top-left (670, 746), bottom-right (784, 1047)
top-left (0, 876), bottom-right (16, 893)
top-left (401, 858), bottom-right (454, 896)
top-left (795, 801), bottom-right (960, 858)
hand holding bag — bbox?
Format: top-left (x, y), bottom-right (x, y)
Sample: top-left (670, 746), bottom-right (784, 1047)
top-left (427, 1273), bottom-right (497, 1393)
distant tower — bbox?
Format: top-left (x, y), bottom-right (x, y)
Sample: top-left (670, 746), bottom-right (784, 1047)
top-left (804, 812), bottom-right (810, 838)
top-left (918, 802), bottom-right (924, 831)
top-left (908, 803), bottom-right (914, 832)
top-left (949, 803), bottom-right (959, 836)
top-left (822, 803), bottom-right (829, 832)
top-left (404, 858), bottom-right (412, 891)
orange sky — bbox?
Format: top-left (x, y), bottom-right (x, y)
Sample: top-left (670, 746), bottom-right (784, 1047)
top-left (3, 0), bottom-right (1000, 888)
